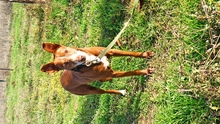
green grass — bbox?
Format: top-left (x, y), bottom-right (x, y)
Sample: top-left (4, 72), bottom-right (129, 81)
top-left (6, 0), bottom-right (220, 124)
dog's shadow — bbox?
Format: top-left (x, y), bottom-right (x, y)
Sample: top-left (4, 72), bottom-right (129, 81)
top-left (95, 2), bottom-right (126, 47)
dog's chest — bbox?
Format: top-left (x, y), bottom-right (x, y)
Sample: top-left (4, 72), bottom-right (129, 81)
top-left (100, 56), bottom-right (110, 69)
top-left (86, 54), bottom-right (109, 69)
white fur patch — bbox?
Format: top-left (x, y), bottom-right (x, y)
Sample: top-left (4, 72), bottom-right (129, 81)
top-left (73, 51), bottom-right (110, 69)
top-left (100, 56), bottom-right (110, 69)
top-left (119, 90), bottom-right (126, 96)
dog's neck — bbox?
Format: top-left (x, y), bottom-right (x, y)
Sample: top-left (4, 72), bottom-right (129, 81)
top-left (77, 50), bottom-right (110, 69)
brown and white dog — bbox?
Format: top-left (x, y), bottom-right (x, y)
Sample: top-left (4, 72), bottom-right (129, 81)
top-left (41, 43), bottom-right (153, 95)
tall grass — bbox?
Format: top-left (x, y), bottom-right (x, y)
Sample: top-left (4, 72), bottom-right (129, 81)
top-left (6, 0), bottom-right (219, 123)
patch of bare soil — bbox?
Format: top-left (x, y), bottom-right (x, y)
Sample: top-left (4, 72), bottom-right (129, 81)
top-left (0, 1), bottom-right (12, 124)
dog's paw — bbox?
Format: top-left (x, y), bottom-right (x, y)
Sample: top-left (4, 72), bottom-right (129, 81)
top-left (147, 68), bottom-right (155, 74)
top-left (141, 68), bottom-right (155, 75)
top-left (143, 51), bottom-right (154, 59)
top-left (119, 90), bottom-right (126, 96)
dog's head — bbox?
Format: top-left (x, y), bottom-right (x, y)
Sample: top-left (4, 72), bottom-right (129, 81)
top-left (41, 43), bottom-right (88, 73)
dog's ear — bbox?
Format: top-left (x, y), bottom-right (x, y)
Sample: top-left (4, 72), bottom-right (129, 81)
top-left (41, 62), bottom-right (60, 73)
top-left (42, 42), bottom-right (61, 53)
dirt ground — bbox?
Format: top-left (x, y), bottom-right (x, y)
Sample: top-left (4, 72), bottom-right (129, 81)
top-left (0, 1), bottom-right (12, 124)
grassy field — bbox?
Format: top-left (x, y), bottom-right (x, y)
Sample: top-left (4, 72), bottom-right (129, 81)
top-left (6, 0), bottom-right (219, 123)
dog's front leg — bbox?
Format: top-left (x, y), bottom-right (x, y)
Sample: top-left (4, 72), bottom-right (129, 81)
top-left (107, 49), bottom-right (153, 59)
top-left (111, 68), bottom-right (154, 78)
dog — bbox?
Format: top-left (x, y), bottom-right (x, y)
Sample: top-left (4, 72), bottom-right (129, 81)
top-left (41, 43), bottom-right (153, 95)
